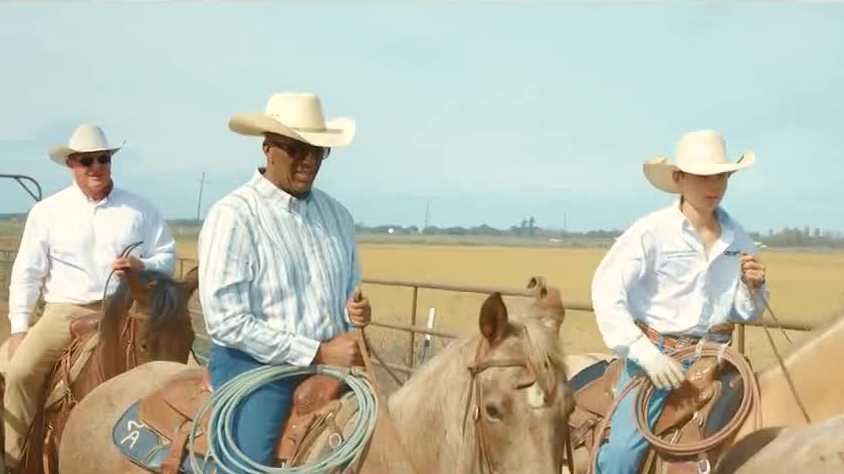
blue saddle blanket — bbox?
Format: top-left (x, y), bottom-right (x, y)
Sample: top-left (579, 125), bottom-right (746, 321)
top-left (112, 401), bottom-right (215, 473)
top-left (567, 358), bottom-right (744, 435)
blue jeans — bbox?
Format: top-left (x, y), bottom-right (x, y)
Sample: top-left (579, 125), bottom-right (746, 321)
top-left (596, 358), bottom-right (671, 474)
top-left (207, 344), bottom-right (302, 471)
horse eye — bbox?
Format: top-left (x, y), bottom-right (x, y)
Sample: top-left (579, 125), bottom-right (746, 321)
top-left (485, 402), bottom-right (504, 421)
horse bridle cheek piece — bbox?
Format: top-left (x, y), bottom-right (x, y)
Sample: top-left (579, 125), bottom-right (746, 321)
top-left (462, 339), bottom-right (535, 474)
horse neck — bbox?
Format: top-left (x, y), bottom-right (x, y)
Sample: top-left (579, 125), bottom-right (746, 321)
top-left (96, 306), bottom-right (138, 379)
top-left (387, 337), bottom-right (477, 472)
top-left (740, 313), bottom-right (844, 435)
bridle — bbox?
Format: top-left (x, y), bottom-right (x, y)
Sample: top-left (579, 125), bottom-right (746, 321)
top-left (461, 336), bottom-right (575, 474)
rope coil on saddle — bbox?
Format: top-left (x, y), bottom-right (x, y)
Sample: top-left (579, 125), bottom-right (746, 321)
top-left (633, 343), bottom-right (760, 456)
top-left (186, 364), bottom-right (379, 474)
top-left (587, 342), bottom-right (760, 474)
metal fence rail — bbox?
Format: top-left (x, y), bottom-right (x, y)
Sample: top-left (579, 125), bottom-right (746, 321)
top-left (0, 253), bottom-right (821, 380)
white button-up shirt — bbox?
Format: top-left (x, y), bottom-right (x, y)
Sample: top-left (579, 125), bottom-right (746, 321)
top-left (198, 170), bottom-right (360, 367)
top-left (8, 183), bottom-right (176, 333)
top-left (591, 202), bottom-right (768, 360)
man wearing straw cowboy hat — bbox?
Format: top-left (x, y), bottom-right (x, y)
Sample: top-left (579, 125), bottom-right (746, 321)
top-left (4, 124), bottom-right (175, 468)
top-left (591, 130), bottom-right (768, 474)
top-left (198, 92), bottom-right (371, 469)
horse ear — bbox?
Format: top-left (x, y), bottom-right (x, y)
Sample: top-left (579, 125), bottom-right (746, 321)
top-left (479, 292), bottom-right (509, 345)
top-left (527, 277), bottom-right (565, 333)
top-left (182, 266), bottom-right (199, 295)
top-left (527, 276), bottom-right (548, 299)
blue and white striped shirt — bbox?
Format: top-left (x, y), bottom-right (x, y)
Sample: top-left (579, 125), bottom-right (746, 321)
top-left (198, 170), bottom-right (360, 367)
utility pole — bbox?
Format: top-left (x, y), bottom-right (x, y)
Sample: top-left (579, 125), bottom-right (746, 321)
top-left (196, 172), bottom-right (206, 222)
top-left (423, 200), bottom-right (430, 233)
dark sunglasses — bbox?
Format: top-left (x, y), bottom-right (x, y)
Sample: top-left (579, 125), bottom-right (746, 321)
top-left (268, 139), bottom-right (330, 161)
top-left (72, 154), bottom-right (112, 167)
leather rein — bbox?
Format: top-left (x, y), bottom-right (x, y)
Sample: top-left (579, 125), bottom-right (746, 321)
top-left (462, 338), bottom-right (576, 474)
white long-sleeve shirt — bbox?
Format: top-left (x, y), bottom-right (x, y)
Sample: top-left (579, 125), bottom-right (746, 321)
top-left (198, 170), bottom-right (360, 367)
top-left (8, 183), bottom-right (175, 333)
top-left (591, 202), bottom-right (768, 361)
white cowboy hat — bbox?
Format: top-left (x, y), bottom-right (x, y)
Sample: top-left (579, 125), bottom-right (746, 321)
top-left (48, 124), bottom-right (122, 166)
top-left (229, 92), bottom-right (355, 148)
top-left (643, 130), bottom-right (756, 193)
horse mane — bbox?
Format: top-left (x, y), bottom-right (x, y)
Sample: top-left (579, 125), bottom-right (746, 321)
top-left (102, 270), bottom-right (189, 328)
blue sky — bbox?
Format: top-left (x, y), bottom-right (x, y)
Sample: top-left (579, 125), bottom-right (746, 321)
top-left (1, 3), bottom-right (842, 233)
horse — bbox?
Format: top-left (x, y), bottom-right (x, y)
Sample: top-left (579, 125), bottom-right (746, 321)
top-left (388, 277), bottom-right (574, 473)
top-left (57, 276), bottom-right (574, 473)
top-left (713, 413), bottom-right (844, 474)
top-left (0, 268), bottom-right (198, 474)
top-left (562, 306), bottom-right (844, 474)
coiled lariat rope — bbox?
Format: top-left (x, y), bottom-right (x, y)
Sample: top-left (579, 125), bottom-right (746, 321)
top-left (187, 364), bottom-right (378, 474)
top-left (588, 342), bottom-right (760, 474)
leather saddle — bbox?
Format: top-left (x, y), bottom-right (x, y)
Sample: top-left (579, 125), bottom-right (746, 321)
top-left (567, 356), bottom-right (745, 474)
top-left (114, 368), bottom-right (358, 473)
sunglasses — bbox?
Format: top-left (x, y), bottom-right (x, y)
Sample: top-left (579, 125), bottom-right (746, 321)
top-left (267, 139), bottom-right (330, 161)
top-left (71, 154), bottom-right (112, 167)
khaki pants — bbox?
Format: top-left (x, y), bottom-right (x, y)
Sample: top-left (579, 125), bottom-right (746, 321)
top-left (3, 302), bottom-right (100, 467)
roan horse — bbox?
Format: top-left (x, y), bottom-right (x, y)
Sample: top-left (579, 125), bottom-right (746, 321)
top-left (563, 306), bottom-right (844, 474)
top-left (58, 277), bottom-right (574, 473)
top-left (0, 269), bottom-right (198, 474)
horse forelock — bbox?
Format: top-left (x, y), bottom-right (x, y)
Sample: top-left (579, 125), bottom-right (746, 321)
top-left (518, 318), bottom-right (565, 395)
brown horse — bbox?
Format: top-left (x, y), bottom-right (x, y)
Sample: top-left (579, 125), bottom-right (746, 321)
top-left (0, 269), bottom-right (198, 474)
top-left (388, 278), bottom-right (574, 473)
top-left (57, 277), bottom-right (573, 473)
top-left (563, 307), bottom-right (844, 474)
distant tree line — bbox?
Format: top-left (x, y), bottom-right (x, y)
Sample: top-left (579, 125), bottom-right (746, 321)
top-left (355, 218), bottom-right (624, 240)
top-left (357, 219), bottom-right (844, 248)
top-left (3, 214), bottom-right (844, 248)
top-left (752, 227), bottom-right (844, 248)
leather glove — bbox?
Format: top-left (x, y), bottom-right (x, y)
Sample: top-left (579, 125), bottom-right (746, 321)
top-left (628, 337), bottom-right (685, 390)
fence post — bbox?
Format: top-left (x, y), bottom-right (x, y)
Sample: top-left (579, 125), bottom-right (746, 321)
top-left (409, 286), bottom-right (419, 369)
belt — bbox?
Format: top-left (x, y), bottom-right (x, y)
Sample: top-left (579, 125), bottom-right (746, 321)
top-left (635, 322), bottom-right (734, 351)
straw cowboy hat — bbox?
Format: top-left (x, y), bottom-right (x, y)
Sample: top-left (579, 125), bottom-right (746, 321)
top-left (229, 92), bottom-right (355, 148)
top-left (643, 130), bottom-right (756, 193)
top-left (48, 124), bottom-right (122, 166)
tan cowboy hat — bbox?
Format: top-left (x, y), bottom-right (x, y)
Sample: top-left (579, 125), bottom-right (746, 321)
top-left (48, 124), bottom-right (122, 166)
top-left (229, 92), bottom-right (355, 147)
top-left (643, 130), bottom-right (756, 193)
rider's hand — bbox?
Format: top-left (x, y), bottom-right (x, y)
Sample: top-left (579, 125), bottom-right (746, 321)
top-left (313, 331), bottom-right (363, 367)
top-left (112, 255), bottom-right (145, 277)
top-left (740, 253), bottom-right (766, 291)
top-left (629, 337), bottom-right (685, 390)
top-left (5, 332), bottom-right (26, 360)
top-left (346, 287), bottom-right (371, 328)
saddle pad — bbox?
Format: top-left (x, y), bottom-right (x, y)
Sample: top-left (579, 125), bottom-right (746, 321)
top-left (704, 366), bottom-right (743, 436)
top-left (568, 359), bottom-right (610, 393)
top-left (112, 401), bottom-right (216, 474)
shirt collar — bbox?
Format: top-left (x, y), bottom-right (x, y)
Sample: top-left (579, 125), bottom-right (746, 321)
top-left (70, 181), bottom-right (113, 207)
top-left (670, 200), bottom-right (736, 255)
top-left (250, 168), bottom-right (310, 215)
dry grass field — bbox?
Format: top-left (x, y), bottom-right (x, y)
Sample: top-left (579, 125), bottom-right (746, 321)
top-left (173, 241), bottom-right (844, 371)
top-left (1, 232), bottom-right (842, 372)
